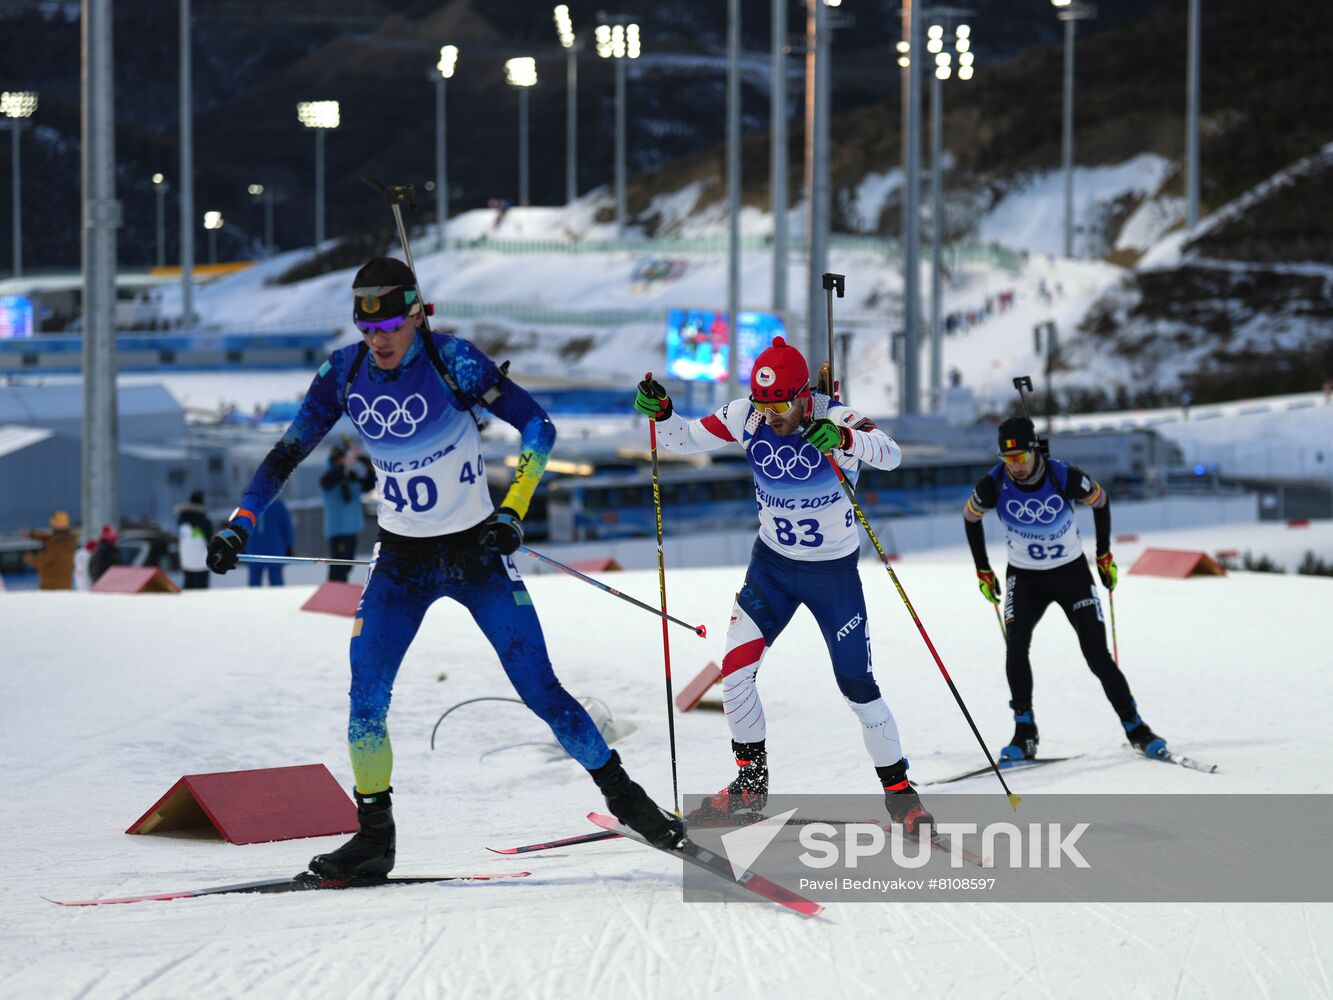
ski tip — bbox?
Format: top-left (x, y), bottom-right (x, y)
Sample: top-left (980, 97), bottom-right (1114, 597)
top-left (485, 847), bottom-right (520, 855)
top-left (1007, 792), bottom-right (1022, 811)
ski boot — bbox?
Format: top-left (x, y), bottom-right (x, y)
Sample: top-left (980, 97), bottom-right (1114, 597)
top-left (591, 751), bottom-right (686, 849)
top-left (999, 703), bottom-right (1038, 762)
top-left (686, 740), bottom-right (769, 824)
top-left (878, 758), bottom-right (934, 838)
top-left (309, 787), bottom-right (396, 879)
top-left (1124, 713), bottom-right (1167, 758)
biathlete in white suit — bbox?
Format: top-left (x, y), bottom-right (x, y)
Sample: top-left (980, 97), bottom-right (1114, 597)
top-left (634, 336), bottom-right (933, 835)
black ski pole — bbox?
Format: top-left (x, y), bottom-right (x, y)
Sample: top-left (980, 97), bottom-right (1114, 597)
top-left (822, 272), bottom-right (845, 398)
top-left (1011, 375), bottom-right (1049, 457)
top-left (829, 279), bottom-right (1017, 808)
top-left (362, 176), bottom-right (434, 334)
top-left (516, 545), bottom-right (707, 637)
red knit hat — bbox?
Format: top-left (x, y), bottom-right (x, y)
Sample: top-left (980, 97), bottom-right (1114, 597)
top-left (99, 524), bottom-right (119, 544)
top-left (749, 336), bottom-right (810, 404)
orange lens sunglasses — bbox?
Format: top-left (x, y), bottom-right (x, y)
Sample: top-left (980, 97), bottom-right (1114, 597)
top-left (1000, 450), bottom-right (1033, 465)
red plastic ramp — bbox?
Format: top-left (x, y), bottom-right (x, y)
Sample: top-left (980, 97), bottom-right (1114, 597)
top-left (301, 580), bottom-right (363, 617)
top-left (676, 661), bottom-right (722, 712)
top-left (127, 764), bottom-right (357, 845)
top-left (91, 567), bottom-right (180, 594)
top-left (1129, 548), bottom-right (1227, 579)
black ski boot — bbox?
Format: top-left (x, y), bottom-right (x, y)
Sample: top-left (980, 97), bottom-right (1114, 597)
top-left (309, 788), bottom-right (396, 879)
top-left (686, 740), bottom-right (769, 824)
top-left (878, 758), bottom-right (934, 838)
top-left (999, 703), bottom-right (1038, 762)
top-left (1124, 714), bottom-right (1167, 758)
top-left (591, 751), bottom-right (686, 849)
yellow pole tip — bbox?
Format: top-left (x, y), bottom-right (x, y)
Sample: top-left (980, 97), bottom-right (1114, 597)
top-left (1007, 793), bottom-right (1022, 811)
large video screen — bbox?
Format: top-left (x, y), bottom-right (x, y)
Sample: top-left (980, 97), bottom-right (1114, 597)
top-left (0, 296), bottom-right (34, 339)
top-left (665, 309), bottom-right (785, 383)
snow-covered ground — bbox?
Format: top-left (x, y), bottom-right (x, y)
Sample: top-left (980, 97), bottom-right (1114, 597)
top-left (976, 154), bottom-right (1173, 258)
top-left (3, 521), bottom-right (1331, 998)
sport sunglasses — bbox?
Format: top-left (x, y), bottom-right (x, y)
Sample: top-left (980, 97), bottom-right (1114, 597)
top-left (751, 381), bottom-right (809, 414)
top-left (1000, 450), bottom-right (1034, 465)
top-left (355, 316), bottom-right (408, 335)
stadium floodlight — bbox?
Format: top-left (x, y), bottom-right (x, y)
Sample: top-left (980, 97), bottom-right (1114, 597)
top-left (554, 5), bottom-right (575, 49)
top-left (435, 47), bottom-right (458, 242)
top-left (504, 56), bottom-right (537, 88)
top-left (437, 44), bottom-right (458, 79)
top-left (597, 16), bottom-right (641, 237)
top-left (297, 100), bottom-right (339, 246)
top-left (505, 58), bottom-right (537, 206)
top-left (554, 7), bottom-right (580, 203)
top-left (924, 11), bottom-right (976, 411)
top-left (249, 183), bottom-right (275, 254)
top-left (896, 40), bottom-right (910, 69)
top-left (2, 91), bottom-right (38, 277)
top-left (1, 91), bottom-right (38, 119)
top-left (152, 173), bottom-right (168, 268)
top-left (296, 100), bottom-right (340, 129)
top-left (1052, 0), bottom-right (1098, 257)
top-left (203, 209), bottom-right (223, 264)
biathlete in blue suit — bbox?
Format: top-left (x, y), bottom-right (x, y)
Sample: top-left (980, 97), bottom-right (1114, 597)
top-left (207, 256), bottom-right (683, 877)
top-left (963, 415), bottom-right (1167, 761)
top-left (634, 336), bottom-right (934, 836)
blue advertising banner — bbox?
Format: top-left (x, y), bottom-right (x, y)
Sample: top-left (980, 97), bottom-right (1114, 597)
top-left (665, 309), bottom-right (785, 383)
top-left (0, 296), bottom-right (35, 339)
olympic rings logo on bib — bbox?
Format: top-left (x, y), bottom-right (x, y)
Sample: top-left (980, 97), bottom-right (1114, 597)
top-left (347, 392), bottom-right (429, 440)
top-left (1004, 495), bottom-right (1066, 524)
top-left (749, 439), bottom-right (821, 481)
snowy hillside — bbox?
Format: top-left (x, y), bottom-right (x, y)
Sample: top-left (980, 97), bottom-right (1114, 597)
top-left (121, 138), bottom-right (1328, 419)
top-left (3, 525), bottom-right (1332, 998)
top-left (146, 191), bottom-right (1131, 417)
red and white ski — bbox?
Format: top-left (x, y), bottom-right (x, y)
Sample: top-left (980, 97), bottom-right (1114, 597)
top-left (46, 871), bottom-right (531, 907)
top-left (487, 829), bottom-right (621, 854)
top-left (587, 812), bottom-right (823, 918)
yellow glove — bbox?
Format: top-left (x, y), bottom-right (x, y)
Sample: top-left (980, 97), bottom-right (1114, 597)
top-left (977, 568), bottom-right (1001, 605)
top-left (1096, 551), bottom-right (1118, 591)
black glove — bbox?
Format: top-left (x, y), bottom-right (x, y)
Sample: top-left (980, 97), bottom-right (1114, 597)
top-left (207, 515), bottom-right (252, 574)
top-left (634, 377), bottom-right (673, 420)
top-left (480, 506), bottom-right (523, 556)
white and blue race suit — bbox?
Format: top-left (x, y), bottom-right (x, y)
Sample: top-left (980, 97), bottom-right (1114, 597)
top-left (652, 393), bottom-right (910, 769)
top-left (991, 458), bottom-right (1084, 570)
top-left (232, 331), bottom-right (615, 796)
top-left (340, 337), bottom-right (493, 536)
top-left (963, 456), bottom-right (1138, 722)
